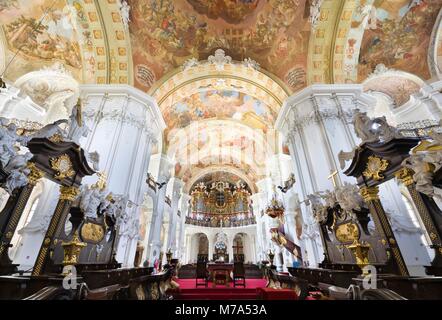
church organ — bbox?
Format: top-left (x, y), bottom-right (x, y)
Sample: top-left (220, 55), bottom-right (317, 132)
top-left (189, 181), bottom-right (255, 227)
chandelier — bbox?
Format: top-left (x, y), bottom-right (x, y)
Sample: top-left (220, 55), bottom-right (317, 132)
top-left (265, 194), bottom-right (285, 219)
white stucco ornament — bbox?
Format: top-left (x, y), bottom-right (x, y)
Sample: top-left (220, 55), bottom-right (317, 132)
top-left (14, 63), bottom-right (79, 122)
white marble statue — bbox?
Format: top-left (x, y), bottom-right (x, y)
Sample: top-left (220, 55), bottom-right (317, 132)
top-left (4, 152), bottom-right (32, 173)
top-left (338, 149), bottom-right (355, 170)
top-left (335, 182), bottom-right (365, 213)
top-left (353, 109), bottom-right (402, 144)
top-left (402, 155), bottom-right (441, 199)
top-left (0, 121), bottom-right (30, 167)
top-left (67, 100), bottom-right (90, 144)
top-left (118, 0), bottom-right (131, 29)
top-left (100, 193), bottom-right (128, 220)
top-left (85, 151), bottom-right (100, 171)
top-left (4, 165), bottom-right (30, 195)
top-left (306, 193), bottom-right (328, 223)
top-left (79, 184), bottom-right (107, 219)
top-left (319, 189), bottom-right (337, 208)
top-left (30, 119), bottom-right (68, 140)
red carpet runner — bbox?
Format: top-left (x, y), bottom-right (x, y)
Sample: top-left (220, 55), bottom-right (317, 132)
top-left (171, 279), bottom-right (267, 300)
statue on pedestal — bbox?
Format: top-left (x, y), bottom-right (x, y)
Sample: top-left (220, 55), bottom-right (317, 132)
top-left (352, 109), bottom-right (402, 144)
top-left (66, 99), bottom-right (90, 144)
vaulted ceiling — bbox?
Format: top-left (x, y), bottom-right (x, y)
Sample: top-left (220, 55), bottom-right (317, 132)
top-left (1, 0), bottom-right (442, 190)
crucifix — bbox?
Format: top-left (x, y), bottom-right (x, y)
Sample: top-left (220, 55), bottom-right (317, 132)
top-left (232, 243), bottom-right (243, 255)
top-left (327, 170), bottom-right (339, 188)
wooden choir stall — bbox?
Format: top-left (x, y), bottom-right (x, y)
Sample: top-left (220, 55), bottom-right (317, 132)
top-left (288, 114), bottom-right (442, 300)
top-left (0, 132), bottom-right (174, 300)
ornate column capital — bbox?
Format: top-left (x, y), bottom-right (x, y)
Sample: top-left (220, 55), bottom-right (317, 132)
top-left (27, 162), bottom-right (44, 186)
top-left (359, 185), bottom-right (380, 202)
top-left (394, 167), bottom-right (414, 186)
top-left (59, 185), bottom-right (80, 202)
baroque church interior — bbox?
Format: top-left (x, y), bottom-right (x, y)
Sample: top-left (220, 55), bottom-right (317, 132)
top-left (1, 0), bottom-right (442, 302)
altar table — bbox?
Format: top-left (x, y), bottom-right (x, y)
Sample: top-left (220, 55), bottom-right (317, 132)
top-left (207, 263), bottom-right (233, 287)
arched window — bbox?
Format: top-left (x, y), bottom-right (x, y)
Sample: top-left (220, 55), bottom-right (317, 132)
top-left (24, 198), bottom-right (39, 227)
top-left (9, 195), bottom-right (41, 260)
top-left (401, 193), bottom-right (431, 247)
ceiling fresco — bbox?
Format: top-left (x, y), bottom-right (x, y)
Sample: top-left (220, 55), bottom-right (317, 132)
top-left (363, 74), bottom-right (422, 107)
top-left (162, 90), bottom-right (276, 133)
top-left (2, 0), bottom-right (442, 190)
top-left (358, 0), bottom-right (442, 81)
top-left (0, 0), bottom-right (83, 80)
top-left (128, 0), bottom-right (311, 91)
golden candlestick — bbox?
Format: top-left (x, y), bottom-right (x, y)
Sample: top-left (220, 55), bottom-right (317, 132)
top-left (61, 231), bottom-right (86, 269)
top-left (347, 239), bottom-right (371, 275)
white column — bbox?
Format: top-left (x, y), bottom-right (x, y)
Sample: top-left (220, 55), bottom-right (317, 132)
top-left (250, 193), bottom-right (263, 261)
top-left (227, 234), bottom-right (234, 263)
top-left (275, 84), bottom-right (375, 267)
top-left (145, 154), bottom-right (173, 266)
top-left (178, 194), bottom-right (191, 261)
top-left (81, 85), bottom-right (165, 266)
top-left (208, 234), bottom-right (214, 262)
top-left (166, 178), bottom-right (184, 255)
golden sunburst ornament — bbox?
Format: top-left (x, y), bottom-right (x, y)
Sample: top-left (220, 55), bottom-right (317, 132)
top-left (50, 154), bottom-right (75, 180)
top-left (363, 156), bottom-right (389, 181)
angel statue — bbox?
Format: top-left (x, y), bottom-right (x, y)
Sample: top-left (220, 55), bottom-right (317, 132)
top-left (118, 0), bottom-right (131, 29)
top-left (306, 193), bottom-right (328, 223)
top-left (335, 182), bottom-right (365, 213)
top-left (0, 122), bottom-right (30, 167)
top-left (79, 184), bottom-right (107, 219)
top-left (2, 152), bottom-right (33, 195)
top-left (278, 173), bottom-right (296, 193)
top-left (402, 155), bottom-right (440, 199)
top-left (67, 99), bottom-right (90, 144)
top-left (352, 109), bottom-right (402, 144)
top-left (31, 119), bottom-right (68, 140)
top-left (100, 192), bottom-right (128, 220)
top-left (3, 165), bottom-right (30, 195)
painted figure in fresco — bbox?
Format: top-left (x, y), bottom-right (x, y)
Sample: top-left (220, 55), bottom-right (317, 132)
top-left (358, 0), bottom-right (440, 80)
top-left (129, 0), bottom-right (310, 90)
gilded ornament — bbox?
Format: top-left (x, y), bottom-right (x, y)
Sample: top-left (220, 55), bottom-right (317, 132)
top-left (394, 168), bottom-right (414, 186)
top-left (26, 162), bottom-right (44, 185)
top-left (335, 222), bottom-right (360, 243)
top-left (149, 284), bottom-right (160, 300)
top-left (43, 237), bottom-right (51, 246)
top-left (347, 239), bottom-right (371, 275)
top-left (61, 232), bottom-right (86, 267)
top-left (135, 285), bottom-right (146, 300)
top-left (49, 133), bottom-right (64, 143)
top-left (430, 232), bottom-right (437, 241)
top-left (50, 154), bottom-right (75, 180)
top-left (80, 222), bottom-right (105, 243)
top-left (363, 156), bottom-right (389, 181)
top-left (359, 186), bottom-right (380, 202)
top-left (5, 231), bottom-right (13, 239)
top-left (59, 185), bottom-right (80, 202)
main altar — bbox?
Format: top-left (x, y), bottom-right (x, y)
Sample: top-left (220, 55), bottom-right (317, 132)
top-left (207, 263), bottom-right (234, 287)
